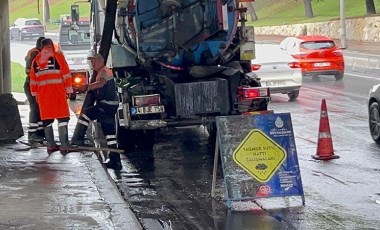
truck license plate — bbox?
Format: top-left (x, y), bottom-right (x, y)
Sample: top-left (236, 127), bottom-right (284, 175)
top-left (264, 81), bottom-right (286, 86)
top-left (133, 105), bottom-right (165, 115)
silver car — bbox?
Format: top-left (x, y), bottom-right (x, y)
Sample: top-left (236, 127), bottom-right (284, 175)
top-left (250, 44), bottom-right (303, 101)
top-left (9, 18), bottom-right (45, 41)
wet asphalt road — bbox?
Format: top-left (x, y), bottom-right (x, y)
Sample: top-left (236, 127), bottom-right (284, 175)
top-left (110, 72), bottom-right (380, 230)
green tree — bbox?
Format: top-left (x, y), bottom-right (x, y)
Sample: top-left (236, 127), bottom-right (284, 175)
top-left (365, 0), bottom-right (376, 15)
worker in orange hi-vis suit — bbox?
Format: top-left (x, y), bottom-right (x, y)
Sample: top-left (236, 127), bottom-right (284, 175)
top-left (29, 38), bottom-right (76, 155)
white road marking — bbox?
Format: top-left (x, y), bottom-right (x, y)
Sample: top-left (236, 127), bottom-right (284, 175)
top-left (345, 72), bottom-right (380, 80)
top-left (345, 51), bottom-right (380, 58)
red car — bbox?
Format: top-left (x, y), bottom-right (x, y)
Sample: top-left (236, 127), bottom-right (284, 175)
top-left (280, 35), bottom-right (345, 80)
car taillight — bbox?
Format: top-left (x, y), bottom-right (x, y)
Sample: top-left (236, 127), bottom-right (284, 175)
top-left (300, 62), bottom-right (310, 68)
top-left (72, 73), bottom-right (87, 85)
top-left (333, 49), bottom-right (343, 56)
top-left (74, 76), bottom-right (83, 84)
top-left (238, 87), bottom-right (269, 99)
top-left (292, 52), bottom-right (308, 59)
top-left (133, 94), bottom-right (161, 107)
top-left (288, 62), bottom-right (301, 68)
top-left (251, 64), bottom-right (261, 71)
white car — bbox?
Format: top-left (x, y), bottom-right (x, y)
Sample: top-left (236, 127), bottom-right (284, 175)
top-left (250, 44), bottom-right (303, 101)
top-left (9, 18), bottom-right (45, 41)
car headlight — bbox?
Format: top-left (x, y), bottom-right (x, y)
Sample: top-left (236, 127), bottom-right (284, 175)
top-left (370, 84), bottom-right (380, 95)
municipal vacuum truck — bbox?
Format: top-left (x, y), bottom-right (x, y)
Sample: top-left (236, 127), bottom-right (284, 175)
top-left (72, 0), bottom-right (270, 152)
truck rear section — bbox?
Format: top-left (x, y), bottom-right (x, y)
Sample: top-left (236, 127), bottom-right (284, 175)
top-left (58, 18), bottom-right (91, 100)
top-left (83, 0), bottom-right (269, 152)
top-left (115, 65), bottom-right (269, 152)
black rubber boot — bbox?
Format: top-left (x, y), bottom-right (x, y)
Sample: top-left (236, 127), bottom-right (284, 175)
top-left (44, 126), bottom-right (59, 154)
top-left (36, 122), bottom-right (45, 140)
top-left (28, 132), bottom-right (44, 143)
top-left (71, 123), bottom-right (88, 146)
top-left (58, 125), bottom-right (77, 155)
top-left (105, 152), bottom-right (122, 171)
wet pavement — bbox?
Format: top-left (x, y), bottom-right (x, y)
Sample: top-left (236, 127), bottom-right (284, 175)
top-left (0, 103), bottom-right (142, 229)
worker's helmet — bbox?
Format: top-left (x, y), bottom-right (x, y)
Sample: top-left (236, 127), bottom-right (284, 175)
top-left (87, 50), bottom-right (104, 61)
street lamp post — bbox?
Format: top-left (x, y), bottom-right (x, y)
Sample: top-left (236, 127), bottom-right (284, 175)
top-left (340, 0), bottom-right (347, 49)
top-left (41, 0), bottom-right (49, 31)
top-left (42, 0), bottom-right (45, 29)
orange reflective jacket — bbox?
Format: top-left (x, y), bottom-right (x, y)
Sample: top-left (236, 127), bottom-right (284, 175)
top-left (30, 48), bottom-right (73, 120)
top-left (53, 42), bottom-right (61, 53)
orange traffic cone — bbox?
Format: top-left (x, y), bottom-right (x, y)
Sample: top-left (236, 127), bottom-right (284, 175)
top-left (312, 99), bottom-right (340, 160)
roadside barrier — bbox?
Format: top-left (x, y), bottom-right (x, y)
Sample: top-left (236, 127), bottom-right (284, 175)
top-left (211, 113), bottom-right (305, 208)
top-left (0, 93), bottom-right (23, 141)
top-left (312, 99), bottom-right (340, 160)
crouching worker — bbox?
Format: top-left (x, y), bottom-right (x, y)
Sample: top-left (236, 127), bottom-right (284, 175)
top-left (30, 38), bottom-right (76, 154)
top-left (71, 52), bottom-right (122, 171)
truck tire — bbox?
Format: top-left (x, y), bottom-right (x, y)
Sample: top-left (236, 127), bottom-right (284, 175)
top-left (117, 128), bottom-right (156, 153)
top-left (117, 127), bottom-right (137, 153)
top-left (206, 122), bottom-right (217, 145)
top-left (135, 130), bottom-right (156, 151)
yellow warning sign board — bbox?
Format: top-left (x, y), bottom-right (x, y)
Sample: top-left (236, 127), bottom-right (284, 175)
top-left (233, 129), bottom-right (287, 182)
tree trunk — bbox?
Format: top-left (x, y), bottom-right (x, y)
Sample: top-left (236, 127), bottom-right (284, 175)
top-left (303, 0), bottom-right (314, 18)
top-left (245, 3), bottom-right (258, 21)
top-left (365, 0), bottom-right (376, 15)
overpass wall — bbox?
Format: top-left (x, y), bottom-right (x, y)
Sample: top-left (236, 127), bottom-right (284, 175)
top-left (255, 16), bottom-right (380, 43)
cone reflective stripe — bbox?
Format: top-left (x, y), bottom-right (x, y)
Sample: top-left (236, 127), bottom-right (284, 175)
top-left (312, 99), bottom-right (340, 160)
